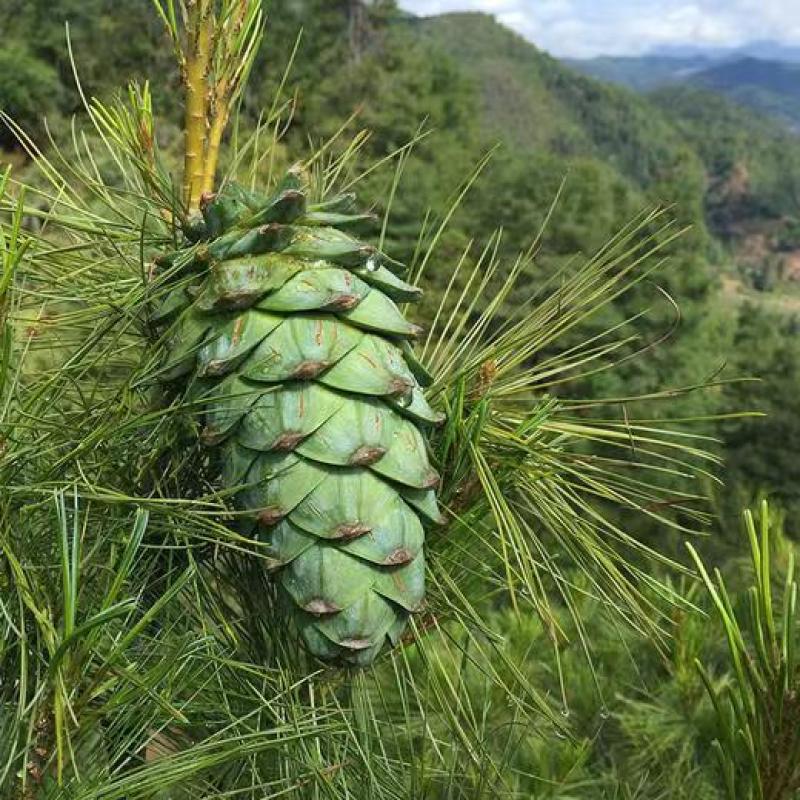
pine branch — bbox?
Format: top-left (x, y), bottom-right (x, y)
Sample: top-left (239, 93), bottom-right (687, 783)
top-left (201, 0), bottom-right (264, 196)
top-left (151, 0), bottom-right (264, 213)
top-left (183, 0), bottom-right (214, 211)
top-left (691, 502), bottom-right (800, 800)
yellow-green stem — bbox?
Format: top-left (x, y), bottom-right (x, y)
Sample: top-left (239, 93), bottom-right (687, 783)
top-left (183, 2), bottom-right (214, 211)
top-left (201, 81), bottom-right (230, 197)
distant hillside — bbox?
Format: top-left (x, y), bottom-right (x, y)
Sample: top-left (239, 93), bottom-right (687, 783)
top-left (650, 86), bottom-right (800, 227)
top-left (413, 13), bottom-right (800, 281)
top-left (572, 39), bottom-right (800, 87)
top-left (571, 52), bottom-right (800, 130)
top-left (566, 54), bottom-right (710, 92)
top-left (691, 57), bottom-right (800, 131)
top-left (414, 13), bottom-right (697, 195)
top-left (651, 40), bottom-right (800, 63)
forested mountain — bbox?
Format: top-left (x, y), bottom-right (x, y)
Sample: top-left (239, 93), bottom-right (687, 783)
top-left (409, 12), bottom-right (800, 527)
top-left (573, 51), bottom-right (800, 130)
top-left (690, 57), bottom-right (800, 130)
top-left (2, 0), bottom-right (800, 527)
top-left (564, 54), bottom-right (711, 92)
top-left (653, 40), bottom-right (800, 62)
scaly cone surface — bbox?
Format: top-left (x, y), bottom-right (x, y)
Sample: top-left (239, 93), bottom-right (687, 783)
top-left (153, 167), bottom-right (444, 667)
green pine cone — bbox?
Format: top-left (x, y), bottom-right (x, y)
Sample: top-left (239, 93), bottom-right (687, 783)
top-left (154, 167), bottom-right (444, 667)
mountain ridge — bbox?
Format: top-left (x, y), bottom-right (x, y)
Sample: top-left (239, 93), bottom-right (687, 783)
top-left (571, 51), bottom-right (800, 130)
top-left (410, 11), bottom-right (800, 283)
top-left (650, 40), bottom-right (800, 63)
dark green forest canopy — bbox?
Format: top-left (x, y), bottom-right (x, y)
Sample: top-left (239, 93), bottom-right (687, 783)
top-left (3, 0), bottom-right (800, 533)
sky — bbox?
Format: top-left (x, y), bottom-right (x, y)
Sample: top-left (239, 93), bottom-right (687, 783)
top-left (396, 0), bottom-right (800, 58)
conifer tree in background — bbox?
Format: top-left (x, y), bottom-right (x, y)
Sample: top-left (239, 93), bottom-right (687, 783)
top-left (691, 503), bottom-right (800, 800)
top-left (0, 1), bottom-right (747, 798)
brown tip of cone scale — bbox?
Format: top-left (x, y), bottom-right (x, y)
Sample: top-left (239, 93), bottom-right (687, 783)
top-left (292, 360), bottom-right (330, 379)
top-left (305, 598), bottom-right (340, 616)
top-left (339, 637), bottom-right (373, 651)
top-left (202, 360), bottom-right (227, 377)
top-left (334, 522), bottom-right (373, 540)
top-left (384, 548), bottom-right (414, 566)
top-left (271, 431), bottom-right (305, 451)
top-left (199, 191), bottom-right (217, 209)
top-left (388, 378), bottom-right (414, 397)
top-left (422, 471), bottom-right (441, 490)
top-left (217, 289), bottom-right (261, 310)
top-left (348, 446), bottom-right (387, 466)
top-left (257, 507), bottom-right (285, 527)
top-left (326, 293), bottom-right (361, 311)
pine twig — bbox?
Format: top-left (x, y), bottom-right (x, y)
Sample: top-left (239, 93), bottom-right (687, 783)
top-left (152, 0), bottom-right (263, 213)
top-left (183, 0), bottom-right (214, 211)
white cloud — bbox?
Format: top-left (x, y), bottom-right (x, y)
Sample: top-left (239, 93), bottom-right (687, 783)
top-left (396, 0), bottom-right (800, 57)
